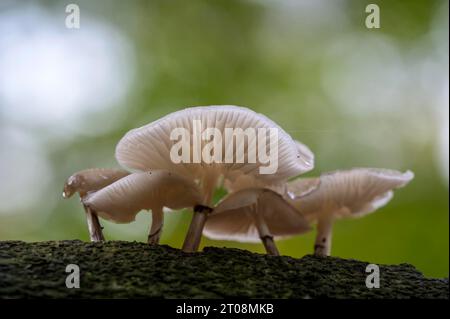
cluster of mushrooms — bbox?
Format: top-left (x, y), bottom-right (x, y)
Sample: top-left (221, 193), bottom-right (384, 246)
top-left (63, 105), bottom-right (414, 256)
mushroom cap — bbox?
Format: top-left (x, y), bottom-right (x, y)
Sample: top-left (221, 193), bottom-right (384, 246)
top-left (223, 140), bottom-right (313, 195)
top-left (286, 177), bottom-right (321, 199)
top-left (288, 168), bottom-right (414, 221)
top-left (203, 188), bottom-right (311, 243)
top-left (63, 168), bottom-right (130, 198)
top-left (294, 140), bottom-right (314, 173)
top-left (115, 105), bottom-right (312, 184)
top-left (223, 174), bottom-right (287, 195)
top-left (83, 170), bottom-right (203, 223)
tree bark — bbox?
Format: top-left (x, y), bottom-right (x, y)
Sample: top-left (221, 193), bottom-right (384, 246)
top-left (0, 240), bottom-right (447, 299)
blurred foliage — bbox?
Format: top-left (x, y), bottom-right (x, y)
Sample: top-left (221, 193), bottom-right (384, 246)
top-left (0, 0), bottom-right (448, 277)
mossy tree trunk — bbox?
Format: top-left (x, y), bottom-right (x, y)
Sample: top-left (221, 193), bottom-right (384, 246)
top-left (0, 240), bottom-right (447, 298)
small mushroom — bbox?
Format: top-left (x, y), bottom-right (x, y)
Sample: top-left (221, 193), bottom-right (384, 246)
top-left (115, 106), bottom-right (313, 252)
top-left (203, 188), bottom-right (311, 255)
top-left (288, 168), bottom-right (414, 256)
top-left (83, 170), bottom-right (205, 245)
top-left (62, 168), bottom-right (130, 242)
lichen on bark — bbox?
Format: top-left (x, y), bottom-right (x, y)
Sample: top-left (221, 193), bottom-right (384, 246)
top-left (0, 240), bottom-right (448, 298)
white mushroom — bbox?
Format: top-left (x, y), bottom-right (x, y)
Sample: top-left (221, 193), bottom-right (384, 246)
top-left (62, 168), bottom-right (130, 242)
top-left (83, 170), bottom-right (204, 245)
top-left (203, 188), bottom-right (311, 255)
top-left (223, 174), bottom-right (288, 195)
top-left (288, 168), bottom-right (414, 256)
top-left (115, 106), bottom-right (312, 252)
top-left (294, 140), bottom-right (314, 172)
top-left (223, 140), bottom-right (314, 195)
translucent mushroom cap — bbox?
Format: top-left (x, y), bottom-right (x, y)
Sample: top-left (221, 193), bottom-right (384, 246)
top-left (223, 174), bottom-right (288, 195)
top-left (288, 168), bottom-right (414, 221)
top-left (203, 188), bottom-right (311, 243)
top-left (63, 168), bottom-right (130, 198)
top-left (115, 106), bottom-right (312, 187)
top-left (224, 140), bottom-right (314, 194)
top-left (286, 177), bottom-right (321, 199)
top-left (294, 140), bottom-right (314, 172)
top-left (83, 170), bottom-right (203, 223)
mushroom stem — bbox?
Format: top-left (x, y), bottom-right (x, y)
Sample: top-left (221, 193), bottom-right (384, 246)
top-left (252, 205), bottom-right (280, 256)
top-left (84, 205), bottom-right (105, 242)
top-left (314, 217), bottom-right (333, 256)
top-left (202, 170), bottom-right (220, 204)
top-left (182, 205), bottom-right (212, 252)
top-left (148, 207), bottom-right (164, 245)
top-left (260, 235), bottom-right (279, 256)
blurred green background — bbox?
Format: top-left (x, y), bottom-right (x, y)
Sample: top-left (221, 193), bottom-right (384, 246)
top-left (0, 0), bottom-right (448, 277)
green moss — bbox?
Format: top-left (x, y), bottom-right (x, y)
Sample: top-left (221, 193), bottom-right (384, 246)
top-left (0, 240), bottom-right (447, 298)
